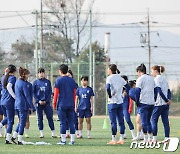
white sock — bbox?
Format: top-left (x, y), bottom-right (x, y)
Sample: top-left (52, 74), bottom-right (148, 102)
top-left (6, 133), bottom-right (11, 141)
top-left (148, 133), bottom-right (152, 140)
top-left (12, 131), bottom-right (18, 139)
top-left (40, 130), bottom-right (44, 136)
top-left (124, 133), bottom-right (126, 138)
top-left (0, 123), bottom-right (3, 134)
top-left (87, 130), bottom-right (91, 136)
top-left (51, 130), bottom-right (55, 136)
top-left (120, 134), bottom-right (124, 141)
top-left (79, 130), bottom-right (82, 136)
top-left (75, 130), bottom-right (79, 135)
top-left (61, 134), bottom-right (66, 142)
top-left (153, 136), bottom-right (157, 141)
top-left (144, 134), bottom-right (148, 142)
top-left (130, 129), bottom-right (136, 139)
top-left (18, 135), bottom-right (23, 142)
top-left (24, 128), bottom-right (29, 135)
top-left (112, 135), bottom-right (116, 141)
top-left (66, 130), bottom-right (70, 134)
top-left (70, 134), bottom-right (75, 142)
top-left (137, 131), bottom-right (141, 138)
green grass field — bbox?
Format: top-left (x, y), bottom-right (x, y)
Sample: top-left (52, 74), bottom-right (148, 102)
top-left (0, 116), bottom-right (180, 154)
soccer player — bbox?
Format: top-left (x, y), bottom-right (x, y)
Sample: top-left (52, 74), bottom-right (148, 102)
top-left (121, 75), bottom-right (136, 140)
top-left (106, 64), bottom-right (126, 145)
top-left (151, 65), bottom-right (172, 143)
top-left (33, 68), bottom-right (56, 138)
top-left (53, 64), bottom-right (77, 145)
top-left (11, 67), bottom-right (35, 145)
top-left (128, 80), bottom-right (144, 141)
top-left (135, 63), bottom-right (156, 143)
top-left (66, 70), bottom-right (79, 138)
top-left (75, 76), bottom-right (94, 139)
top-left (0, 64), bottom-right (16, 144)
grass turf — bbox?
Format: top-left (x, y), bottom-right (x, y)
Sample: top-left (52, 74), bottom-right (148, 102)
top-left (0, 116), bottom-right (180, 154)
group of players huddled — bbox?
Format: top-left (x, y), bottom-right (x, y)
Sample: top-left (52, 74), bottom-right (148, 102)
top-left (0, 63), bottom-right (172, 145)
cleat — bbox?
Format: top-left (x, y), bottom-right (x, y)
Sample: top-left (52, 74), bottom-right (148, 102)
top-left (40, 135), bottom-right (44, 138)
top-left (18, 141), bottom-right (23, 145)
top-left (11, 137), bottom-right (17, 144)
top-left (76, 135), bottom-right (83, 139)
top-left (25, 134), bottom-right (29, 138)
top-left (52, 135), bottom-right (57, 138)
top-left (57, 141), bottom-right (66, 145)
top-left (87, 135), bottom-right (91, 139)
top-left (161, 138), bottom-right (169, 144)
top-left (107, 141), bottom-right (116, 145)
top-left (5, 140), bottom-right (13, 144)
top-left (117, 140), bottom-right (125, 145)
top-left (69, 141), bottom-right (75, 145)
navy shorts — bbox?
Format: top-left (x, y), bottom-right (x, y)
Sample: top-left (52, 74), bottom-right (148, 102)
top-left (77, 109), bottom-right (92, 118)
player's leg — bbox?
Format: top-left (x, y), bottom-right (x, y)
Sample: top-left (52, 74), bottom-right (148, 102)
top-left (123, 107), bottom-right (135, 139)
top-left (36, 104), bottom-right (44, 138)
top-left (151, 106), bottom-right (161, 142)
top-left (147, 105), bottom-right (154, 141)
top-left (24, 111), bottom-right (30, 138)
top-left (67, 108), bottom-right (75, 145)
top-left (44, 104), bottom-right (56, 137)
top-left (0, 106), bottom-right (3, 137)
top-left (57, 107), bottom-right (67, 145)
top-left (85, 109), bottom-right (92, 139)
top-left (5, 107), bottom-right (15, 144)
top-left (107, 104), bottom-right (117, 144)
top-left (116, 104), bottom-right (125, 144)
top-left (74, 111), bottom-right (79, 137)
top-left (0, 105), bottom-right (7, 137)
top-left (77, 109), bottom-right (84, 138)
top-left (135, 112), bottom-right (143, 140)
top-left (161, 105), bottom-right (170, 142)
top-left (17, 110), bottom-right (28, 145)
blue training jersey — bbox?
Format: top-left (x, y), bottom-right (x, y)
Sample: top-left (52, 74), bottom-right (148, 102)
top-left (15, 79), bottom-right (35, 111)
top-left (33, 78), bottom-right (52, 104)
top-left (0, 82), bottom-right (2, 105)
top-left (1, 75), bottom-right (16, 108)
top-left (76, 86), bottom-right (94, 110)
top-left (55, 76), bottom-right (76, 109)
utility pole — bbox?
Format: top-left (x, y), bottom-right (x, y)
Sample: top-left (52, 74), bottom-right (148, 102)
top-left (35, 10), bottom-right (39, 77)
top-left (89, 9), bottom-right (92, 87)
top-left (40, 0), bottom-right (43, 67)
top-left (147, 9), bottom-right (151, 74)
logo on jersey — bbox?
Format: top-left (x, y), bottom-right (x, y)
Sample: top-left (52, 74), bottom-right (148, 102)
top-left (82, 94), bottom-right (87, 98)
top-left (87, 90), bottom-right (90, 94)
top-left (40, 87), bottom-right (46, 91)
top-left (45, 83), bottom-right (48, 86)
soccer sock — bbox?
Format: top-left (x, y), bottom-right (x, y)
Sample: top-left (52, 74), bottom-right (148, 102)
top-left (120, 134), bottom-right (124, 141)
top-left (18, 135), bottom-right (23, 142)
top-left (153, 136), bottom-right (157, 141)
top-left (70, 134), bottom-right (75, 142)
top-left (12, 131), bottom-right (18, 139)
top-left (130, 129), bottom-right (136, 138)
top-left (144, 134), bottom-right (148, 142)
top-left (0, 123), bottom-right (3, 134)
top-left (79, 130), bottom-right (82, 136)
top-left (137, 131), bottom-right (141, 138)
top-left (40, 130), bottom-right (44, 136)
top-left (87, 130), bottom-right (91, 137)
top-left (112, 135), bottom-right (116, 141)
top-left (51, 130), bottom-right (55, 136)
top-left (24, 128), bottom-right (29, 135)
top-left (6, 133), bottom-right (11, 141)
top-left (61, 134), bottom-right (66, 142)
top-left (148, 133), bottom-right (152, 141)
top-left (75, 130), bottom-right (79, 135)
top-left (66, 130), bottom-right (70, 134)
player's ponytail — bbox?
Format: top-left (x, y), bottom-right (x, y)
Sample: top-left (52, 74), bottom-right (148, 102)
top-left (136, 63), bottom-right (146, 74)
top-left (116, 69), bottom-right (120, 74)
top-left (109, 64), bottom-right (119, 74)
top-left (3, 64), bottom-right (16, 89)
top-left (152, 65), bottom-right (165, 74)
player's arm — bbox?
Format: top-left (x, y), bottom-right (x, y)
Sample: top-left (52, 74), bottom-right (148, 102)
top-left (53, 87), bottom-right (59, 110)
top-left (90, 96), bottom-right (94, 113)
top-left (75, 95), bottom-right (78, 112)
